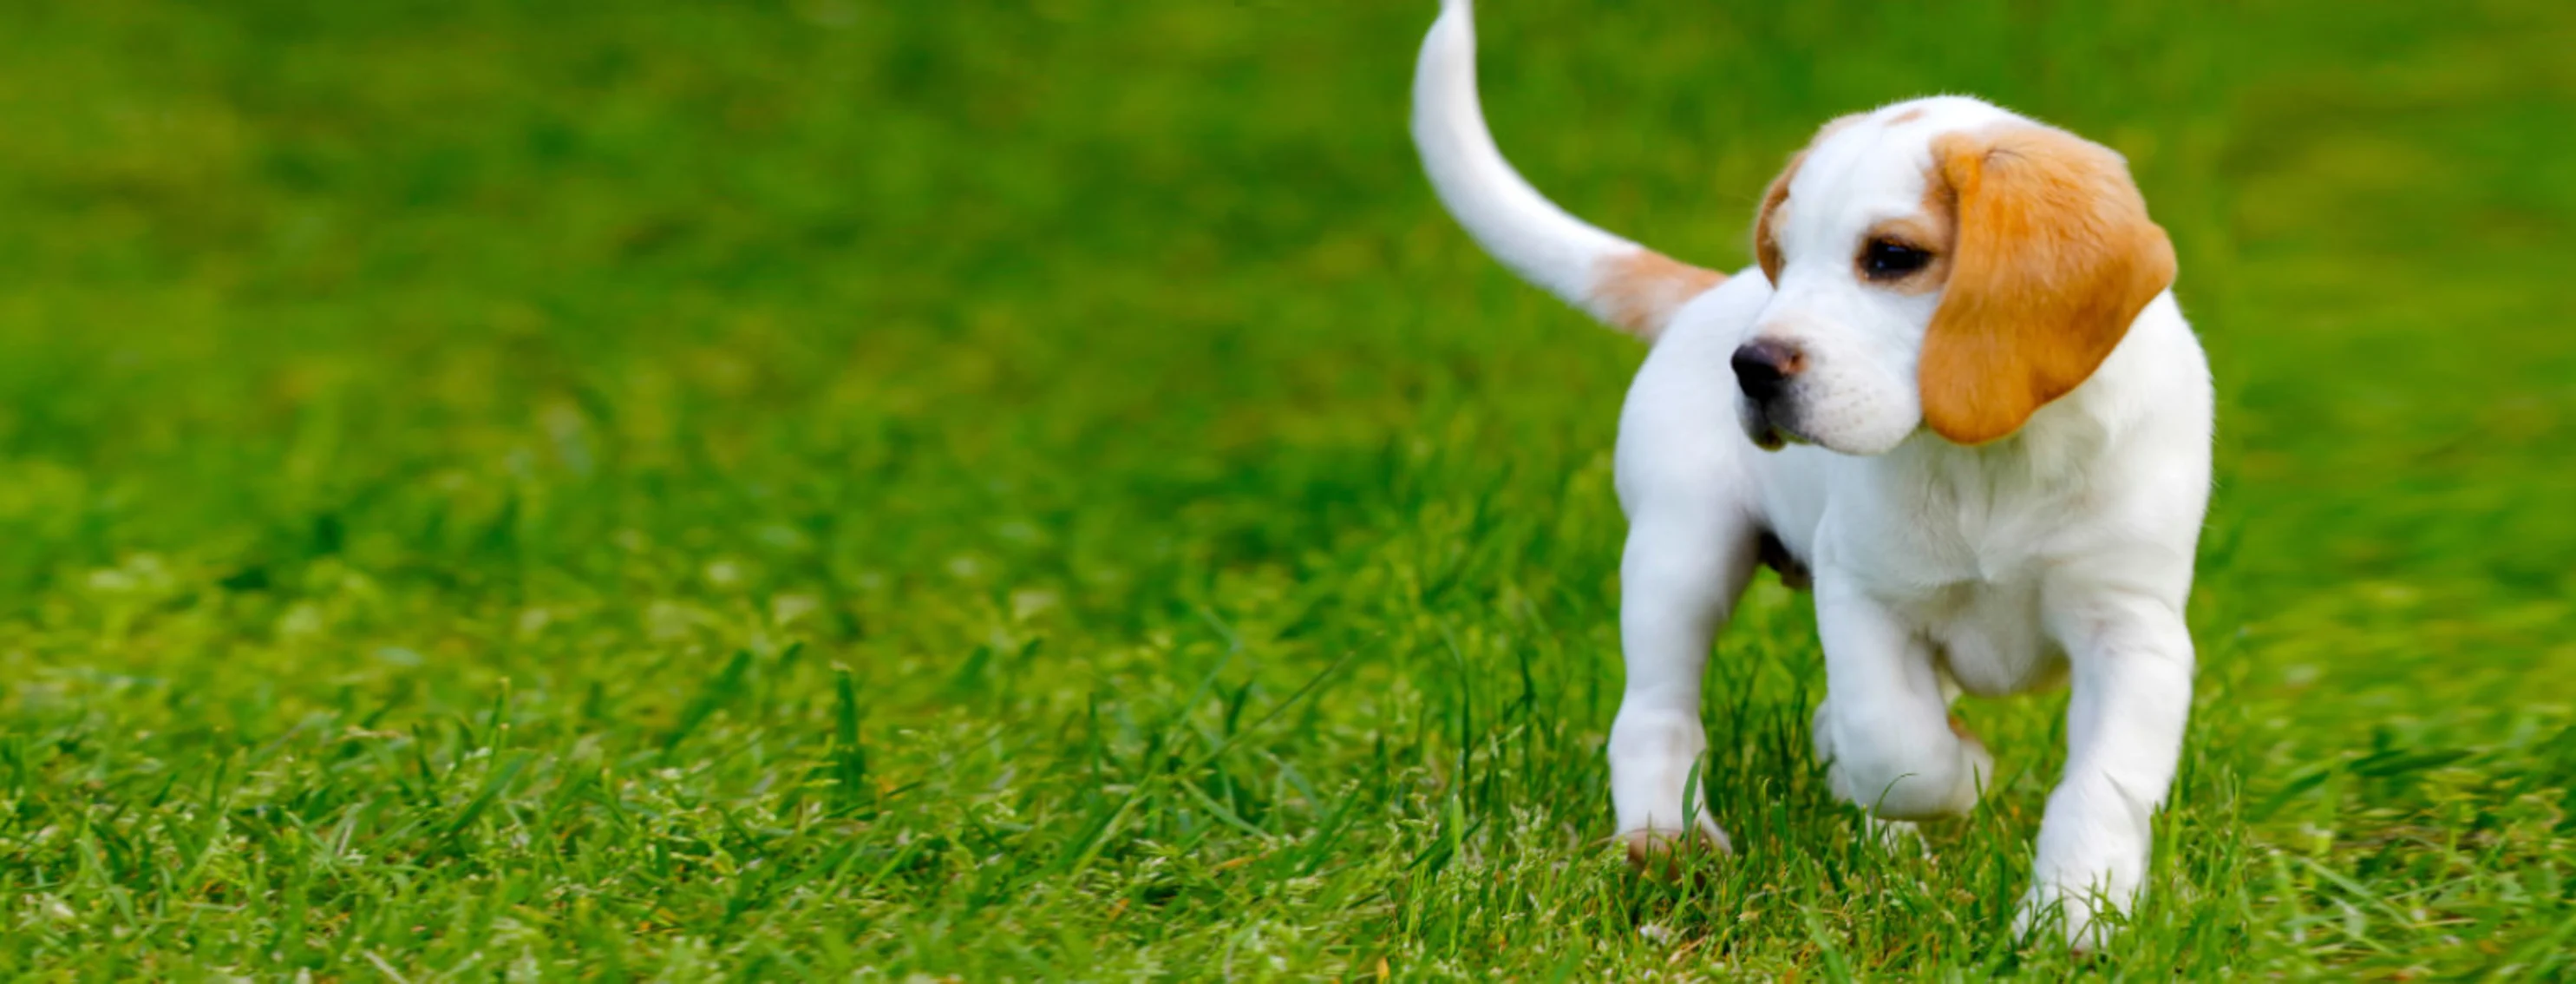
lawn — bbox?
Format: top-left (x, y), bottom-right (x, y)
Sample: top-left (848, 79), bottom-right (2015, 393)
top-left (2, 0), bottom-right (2572, 978)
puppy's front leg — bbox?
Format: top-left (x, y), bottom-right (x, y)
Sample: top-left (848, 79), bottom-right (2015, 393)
top-left (1609, 510), bottom-right (1755, 864)
top-left (2019, 588), bottom-right (2194, 949)
top-left (1812, 570), bottom-right (1991, 821)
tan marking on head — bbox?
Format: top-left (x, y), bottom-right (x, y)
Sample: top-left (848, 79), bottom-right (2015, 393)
top-left (1592, 249), bottom-right (1726, 340)
top-left (1754, 114), bottom-right (1864, 284)
top-left (1885, 107), bottom-right (1927, 125)
top-left (1753, 150), bottom-right (1804, 284)
top-left (1917, 123), bottom-right (2176, 445)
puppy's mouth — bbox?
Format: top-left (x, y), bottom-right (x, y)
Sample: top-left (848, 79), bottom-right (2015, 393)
top-left (1739, 401), bottom-right (1808, 452)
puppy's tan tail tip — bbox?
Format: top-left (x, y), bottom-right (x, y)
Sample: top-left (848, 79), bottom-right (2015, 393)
top-left (1590, 250), bottom-right (1727, 342)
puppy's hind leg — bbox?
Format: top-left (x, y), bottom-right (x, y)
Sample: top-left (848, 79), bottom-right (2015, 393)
top-left (1609, 505), bottom-right (1760, 868)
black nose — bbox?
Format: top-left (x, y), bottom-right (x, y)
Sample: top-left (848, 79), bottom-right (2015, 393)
top-left (1731, 338), bottom-right (1806, 403)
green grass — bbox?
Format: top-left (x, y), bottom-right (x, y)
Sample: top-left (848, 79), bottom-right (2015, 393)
top-left (1, 0), bottom-right (2572, 978)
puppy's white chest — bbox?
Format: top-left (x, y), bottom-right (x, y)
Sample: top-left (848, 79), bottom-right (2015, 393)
top-left (1857, 513), bottom-right (2071, 698)
top-left (1907, 577), bottom-right (2065, 698)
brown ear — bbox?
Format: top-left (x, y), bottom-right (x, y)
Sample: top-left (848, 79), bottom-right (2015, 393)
top-left (1919, 125), bottom-right (2175, 445)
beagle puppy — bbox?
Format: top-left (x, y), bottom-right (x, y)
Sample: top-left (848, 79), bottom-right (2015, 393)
top-left (1410, 0), bottom-right (2210, 948)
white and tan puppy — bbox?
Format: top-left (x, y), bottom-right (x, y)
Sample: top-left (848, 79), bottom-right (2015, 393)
top-left (1411, 0), bottom-right (2211, 948)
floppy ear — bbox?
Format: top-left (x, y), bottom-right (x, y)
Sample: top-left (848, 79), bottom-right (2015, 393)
top-left (1919, 125), bottom-right (2176, 445)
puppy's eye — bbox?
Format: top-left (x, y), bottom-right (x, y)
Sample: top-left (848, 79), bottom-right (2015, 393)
top-left (1860, 239), bottom-right (1932, 280)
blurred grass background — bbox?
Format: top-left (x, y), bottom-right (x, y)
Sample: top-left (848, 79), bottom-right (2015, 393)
top-left (0, 0), bottom-right (2570, 977)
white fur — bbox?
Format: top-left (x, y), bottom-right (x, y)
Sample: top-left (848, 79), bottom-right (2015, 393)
top-left (1412, 2), bottom-right (2212, 950)
top-left (1411, 0), bottom-right (1649, 330)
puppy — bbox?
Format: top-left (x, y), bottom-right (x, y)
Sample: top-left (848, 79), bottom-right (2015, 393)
top-left (1410, 0), bottom-right (2211, 948)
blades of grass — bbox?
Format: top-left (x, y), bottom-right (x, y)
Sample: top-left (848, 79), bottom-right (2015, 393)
top-left (1179, 652), bottom-right (1356, 773)
top-left (2482, 907), bottom-right (2576, 981)
top-left (1293, 785), bottom-right (1363, 877)
top-left (663, 650), bottom-right (755, 753)
top-left (441, 751), bottom-right (532, 841)
top-left (2251, 762), bottom-right (2340, 822)
top-left (826, 665), bottom-right (872, 814)
top-left (1174, 774), bottom-right (1270, 840)
top-left (1050, 780), bottom-right (1154, 882)
top-left (2292, 855), bottom-right (2419, 932)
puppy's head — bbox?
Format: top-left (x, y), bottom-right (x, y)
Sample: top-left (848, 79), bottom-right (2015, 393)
top-left (1736, 97), bottom-right (2176, 454)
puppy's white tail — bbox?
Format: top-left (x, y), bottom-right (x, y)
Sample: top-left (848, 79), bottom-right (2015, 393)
top-left (1411, 0), bottom-right (1723, 342)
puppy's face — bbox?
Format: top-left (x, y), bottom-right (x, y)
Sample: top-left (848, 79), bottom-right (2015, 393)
top-left (1735, 97), bottom-right (2177, 454)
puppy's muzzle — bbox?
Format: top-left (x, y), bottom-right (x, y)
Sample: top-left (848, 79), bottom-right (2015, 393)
top-left (1731, 338), bottom-right (1807, 449)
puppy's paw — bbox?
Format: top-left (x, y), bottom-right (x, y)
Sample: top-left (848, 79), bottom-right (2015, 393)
top-left (1619, 817), bottom-right (1732, 878)
top-left (2012, 882), bottom-right (2123, 954)
top-left (1866, 816), bottom-right (1927, 856)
